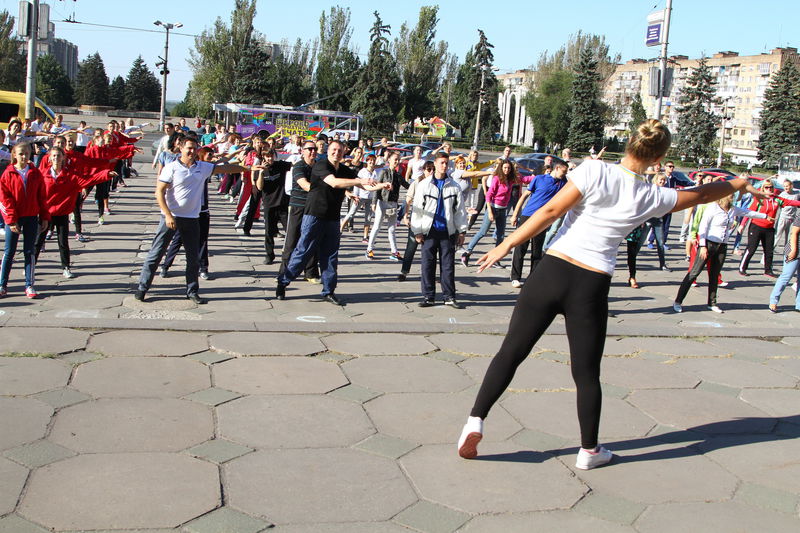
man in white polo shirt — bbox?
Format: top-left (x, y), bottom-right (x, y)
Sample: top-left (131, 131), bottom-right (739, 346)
top-left (135, 136), bottom-right (253, 304)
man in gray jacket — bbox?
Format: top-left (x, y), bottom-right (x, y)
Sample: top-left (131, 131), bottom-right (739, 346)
top-left (410, 152), bottom-right (468, 308)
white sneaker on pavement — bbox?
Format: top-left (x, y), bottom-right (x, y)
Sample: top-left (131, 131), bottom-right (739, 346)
top-left (672, 302), bottom-right (683, 313)
top-left (457, 416), bottom-right (483, 459)
top-left (575, 446), bottom-right (613, 470)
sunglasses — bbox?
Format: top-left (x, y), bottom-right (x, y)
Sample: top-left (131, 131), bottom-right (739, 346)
top-left (303, 147), bottom-right (317, 151)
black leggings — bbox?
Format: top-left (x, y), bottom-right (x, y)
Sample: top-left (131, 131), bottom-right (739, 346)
top-left (739, 224), bottom-right (774, 273)
top-left (35, 214), bottom-right (70, 268)
top-left (471, 254), bottom-right (611, 449)
top-left (467, 188), bottom-right (486, 230)
top-left (676, 241), bottom-right (726, 306)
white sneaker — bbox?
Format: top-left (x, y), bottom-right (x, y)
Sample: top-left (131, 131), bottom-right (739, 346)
top-left (718, 281), bottom-right (729, 288)
top-left (708, 305), bottom-right (723, 313)
top-left (457, 416), bottom-right (483, 459)
top-left (62, 267), bottom-right (74, 279)
top-left (575, 446), bottom-right (613, 470)
top-left (511, 279), bottom-right (522, 288)
top-left (672, 302), bottom-right (683, 313)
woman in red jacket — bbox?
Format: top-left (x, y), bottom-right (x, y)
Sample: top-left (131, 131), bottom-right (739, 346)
top-left (0, 143), bottom-right (50, 298)
top-left (85, 131), bottom-right (137, 223)
top-left (35, 147), bottom-right (116, 279)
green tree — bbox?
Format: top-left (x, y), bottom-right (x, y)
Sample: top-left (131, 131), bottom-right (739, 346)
top-left (74, 52), bottom-right (110, 106)
top-left (0, 11), bottom-right (25, 91)
top-left (566, 48), bottom-right (605, 150)
top-left (109, 76), bottom-right (126, 109)
top-left (533, 31), bottom-right (620, 84)
top-left (315, 6), bottom-right (361, 111)
top-left (675, 56), bottom-right (720, 161)
top-left (524, 70), bottom-right (573, 148)
top-left (451, 30), bottom-right (501, 143)
top-left (265, 44), bottom-right (314, 106)
top-left (187, 0), bottom-right (257, 115)
top-left (628, 93), bottom-right (647, 134)
top-left (392, 6), bottom-right (448, 122)
top-left (124, 56), bottom-right (161, 111)
top-left (351, 12), bottom-right (401, 135)
top-left (757, 61), bottom-right (800, 167)
top-left (36, 55), bottom-right (73, 106)
top-left (231, 40), bottom-right (272, 104)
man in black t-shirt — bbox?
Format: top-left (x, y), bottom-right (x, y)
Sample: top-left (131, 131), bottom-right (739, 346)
top-left (276, 140), bottom-right (389, 304)
top-left (246, 149), bottom-right (291, 263)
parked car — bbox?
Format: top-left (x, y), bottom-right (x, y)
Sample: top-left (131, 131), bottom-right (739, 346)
top-left (514, 153), bottom-right (565, 181)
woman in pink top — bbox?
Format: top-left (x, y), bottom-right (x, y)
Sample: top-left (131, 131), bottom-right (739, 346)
top-left (461, 161), bottom-right (517, 267)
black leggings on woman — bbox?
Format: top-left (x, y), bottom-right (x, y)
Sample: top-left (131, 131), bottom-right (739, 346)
top-left (676, 241), bottom-right (726, 306)
top-left (467, 188), bottom-right (486, 230)
top-left (471, 254), bottom-right (611, 449)
top-left (739, 224), bottom-right (775, 274)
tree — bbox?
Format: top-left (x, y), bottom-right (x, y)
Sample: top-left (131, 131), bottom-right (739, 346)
top-left (392, 6), bottom-right (448, 122)
top-left (675, 56), bottom-right (720, 161)
top-left (757, 61), bottom-right (800, 167)
top-left (533, 31), bottom-right (620, 84)
top-left (566, 48), bottom-right (605, 151)
top-left (231, 40), bottom-right (272, 104)
top-left (524, 70), bottom-right (573, 148)
top-left (36, 55), bottom-right (73, 106)
top-left (125, 56), bottom-right (161, 111)
top-left (315, 7), bottom-right (361, 111)
top-left (109, 76), bottom-right (126, 109)
top-left (451, 30), bottom-right (501, 143)
top-left (628, 93), bottom-right (647, 134)
top-left (0, 10), bottom-right (25, 91)
top-left (187, 0), bottom-right (257, 115)
top-left (74, 52), bottom-right (110, 106)
top-left (351, 12), bottom-right (401, 135)
top-left (264, 42), bottom-right (314, 106)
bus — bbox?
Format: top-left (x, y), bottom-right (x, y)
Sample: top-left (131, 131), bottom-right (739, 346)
top-left (0, 90), bottom-right (56, 130)
top-left (212, 103), bottom-right (363, 141)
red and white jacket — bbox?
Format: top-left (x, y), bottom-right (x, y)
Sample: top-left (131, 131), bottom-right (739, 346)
top-left (85, 143), bottom-right (137, 161)
top-left (38, 150), bottom-right (115, 176)
top-left (748, 196), bottom-right (800, 229)
top-left (0, 163), bottom-right (51, 224)
top-left (42, 166), bottom-right (113, 217)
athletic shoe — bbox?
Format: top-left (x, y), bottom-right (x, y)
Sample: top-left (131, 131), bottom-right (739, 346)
top-left (323, 293), bottom-right (342, 305)
top-left (68, 213), bottom-right (75, 223)
top-left (708, 305), bottom-right (723, 313)
top-left (738, 269), bottom-right (748, 277)
top-left (457, 417), bottom-right (483, 459)
top-left (104, 209), bottom-right (111, 215)
top-left (685, 255), bottom-right (691, 262)
top-left (389, 252), bottom-right (401, 261)
top-left (159, 267), bottom-right (168, 278)
top-left (134, 290), bottom-right (145, 302)
top-left (491, 261), bottom-right (504, 269)
top-left (45, 230), bottom-right (53, 240)
top-left (575, 446), bottom-right (613, 470)
top-left (62, 268), bottom-right (74, 279)
top-left (228, 196), bottom-right (236, 203)
top-left (764, 271), bottom-right (777, 278)
top-left (25, 287), bottom-right (38, 299)
top-left (98, 216), bottom-right (105, 225)
top-left (365, 250), bottom-right (375, 260)
top-left (460, 252), bottom-right (471, 267)
top-left (305, 277), bottom-right (321, 284)
top-left (660, 266), bottom-right (671, 272)
top-left (663, 244), bottom-right (670, 250)
top-left (275, 283), bottom-right (286, 300)
top-left (692, 281), bottom-right (699, 287)
top-left (361, 238), bottom-right (368, 244)
top-left (672, 302), bottom-right (683, 313)
top-left (718, 281), bottom-right (729, 288)
top-left (199, 271), bottom-right (210, 280)
top-left (511, 279), bottom-right (522, 288)
top-left (444, 299), bottom-right (465, 309)
top-left (418, 299), bottom-right (434, 308)
top-left (187, 293), bottom-right (206, 305)
top-left (76, 233), bottom-right (90, 243)
top-left (769, 304), bottom-right (778, 314)
top-left (0, 287), bottom-right (7, 298)
top-left (397, 273), bottom-right (407, 282)
top-left (647, 243), bottom-right (655, 249)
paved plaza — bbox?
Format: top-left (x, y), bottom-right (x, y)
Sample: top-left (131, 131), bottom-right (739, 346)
top-left (0, 153), bottom-right (799, 532)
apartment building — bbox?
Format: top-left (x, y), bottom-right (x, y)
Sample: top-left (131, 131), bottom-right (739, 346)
top-left (603, 47), bottom-right (800, 164)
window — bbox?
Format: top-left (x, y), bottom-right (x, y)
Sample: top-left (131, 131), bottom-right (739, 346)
top-left (0, 103), bottom-right (20, 124)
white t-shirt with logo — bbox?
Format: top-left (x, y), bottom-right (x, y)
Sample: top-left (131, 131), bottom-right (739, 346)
top-left (548, 160), bottom-right (678, 275)
top-left (158, 159), bottom-right (216, 218)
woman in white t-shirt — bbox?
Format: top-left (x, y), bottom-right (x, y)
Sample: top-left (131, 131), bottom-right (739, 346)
top-left (340, 153), bottom-right (379, 240)
top-left (457, 120), bottom-right (766, 470)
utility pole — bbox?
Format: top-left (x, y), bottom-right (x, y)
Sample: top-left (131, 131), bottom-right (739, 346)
top-left (472, 65), bottom-right (487, 151)
top-left (654, 0), bottom-right (673, 120)
top-left (24, 0), bottom-right (40, 120)
top-left (154, 20), bottom-right (182, 130)
top-left (717, 97), bottom-right (730, 167)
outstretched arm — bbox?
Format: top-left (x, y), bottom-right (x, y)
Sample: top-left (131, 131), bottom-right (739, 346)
top-left (671, 178), bottom-right (766, 213)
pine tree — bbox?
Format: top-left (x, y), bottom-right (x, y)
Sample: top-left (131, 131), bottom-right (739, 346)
top-left (675, 56), bottom-right (720, 161)
top-left (36, 55), bottom-right (73, 106)
top-left (109, 76), bottom-right (126, 109)
top-left (0, 11), bottom-right (25, 91)
top-left (231, 40), bottom-right (272, 104)
top-left (628, 93), bottom-right (647, 134)
top-left (351, 12), bottom-right (400, 135)
top-left (451, 30), bottom-right (501, 143)
top-left (124, 56), bottom-right (161, 111)
top-left (74, 52), bottom-right (110, 106)
top-left (566, 48), bottom-right (605, 151)
top-left (757, 61), bottom-right (800, 167)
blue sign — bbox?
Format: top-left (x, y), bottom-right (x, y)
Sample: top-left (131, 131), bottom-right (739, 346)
top-left (646, 23), bottom-right (662, 46)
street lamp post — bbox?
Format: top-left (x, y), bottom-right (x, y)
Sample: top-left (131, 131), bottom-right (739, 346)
top-left (154, 20), bottom-right (182, 130)
top-left (472, 64), bottom-right (498, 150)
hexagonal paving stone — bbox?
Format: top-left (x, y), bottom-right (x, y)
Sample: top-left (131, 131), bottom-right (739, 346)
top-left (702, 436), bottom-right (800, 494)
top-left (532, 335), bottom-right (572, 354)
top-left (628, 389), bottom-right (775, 434)
top-left (0, 398), bottom-right (53, 451)
top-left (18, 453), bottom-right (219, 530)
top-left (739, 388), bottom-right (800, 417)
top-left (0, 357), bottom-right (72, 395)
top-left (342, 356), bottom-right (473, 393)
top-left (49, 398), bottom-right (213, 452)
top-left (765, 357), bottom-right (800, 379)
top-left (272, 523), bottom-right (411, 533)
top-left (226, 448), bottom-right (416, 524)
top-left (501, 392), bottom-right (657, 441)
top-left (706, 337), bottom-right (800, 358)
top-left (401, 443), bottom-right (586, 513)
top-left (209, 332), bottom-right (324, 356)
top-left (0, 327), bottom-right (89, 355)
top-left (365, 392), bottom-right (521, 444)
top-left (781, 337), bottom-right (800, 347)
top-left (460, 510), bottom-right (636, 532)
top-left (0, 457), bottom-right (27, 515)
top-left (673, 358), bottom-right (798, 388)
top-left (87, 330), bottom-right (208, 356)
top-left (635, 501), bottom-right (800, 533)
top-left (214, 357), bottom-right (348, 395)
top-left (460, 357), bottom-right (576, 391)
top-left (323, 333), bottom-right (436, 356)
top-left (218, 395), bottom-right (374, 448)
top-left (70, 357), bottom-right (210, 398)
top-left (634, 337), bottom-right (729, 357)
top-left (426, 333), bottom-right (503, 356)
top-left (598, 358), bottom-right (700, 390)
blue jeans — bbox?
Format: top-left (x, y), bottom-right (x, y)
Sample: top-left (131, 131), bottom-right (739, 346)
top-left (769, 258), bottom-right (799, 310)
top-left (467, 206), bottom-right (507, 253)
top-left (138, 216), bottom-right (200, 296)
top-left (0, 216), bottom-right (41, 289)
top-left (279, 215), bottom-right (340, 296)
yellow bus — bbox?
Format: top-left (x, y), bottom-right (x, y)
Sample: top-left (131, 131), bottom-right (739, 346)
top-left (0, 90), bottom-right (57, 130)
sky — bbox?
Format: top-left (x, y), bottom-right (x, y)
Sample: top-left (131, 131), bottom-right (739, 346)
top-left (2, 0), bottom-right (798, 101)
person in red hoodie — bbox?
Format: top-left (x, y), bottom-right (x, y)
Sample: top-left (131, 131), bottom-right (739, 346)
top-left (105, 120), bottom-right (141, 190)
top-left (0, 143), bottom-right (50, 298)
top-left (85, 131), bottom-right (138, 222)
top-left (35, 147), bottom-right (116, 279)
